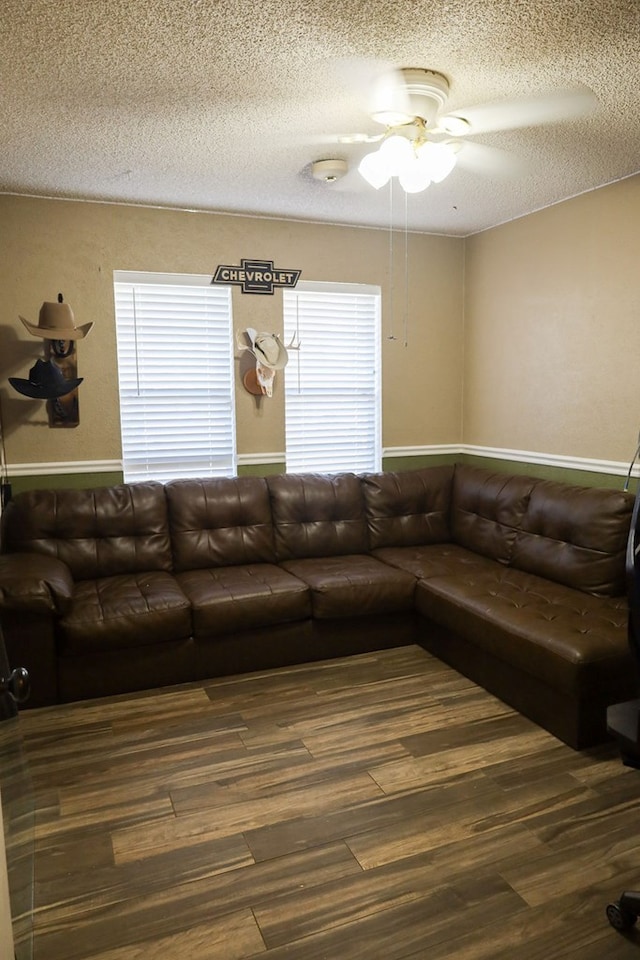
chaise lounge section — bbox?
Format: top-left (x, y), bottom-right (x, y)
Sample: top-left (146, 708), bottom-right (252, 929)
top-left (0, 463), bottom-right (636, 749)
top-left (363, 465), bottom-right (635, 748)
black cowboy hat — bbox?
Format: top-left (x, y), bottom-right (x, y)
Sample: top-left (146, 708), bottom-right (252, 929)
top-left (9, 359), bottom-right (83, 400)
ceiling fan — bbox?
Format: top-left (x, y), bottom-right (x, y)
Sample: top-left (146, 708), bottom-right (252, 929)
top-left (313, 66), bottom-right (599, 194)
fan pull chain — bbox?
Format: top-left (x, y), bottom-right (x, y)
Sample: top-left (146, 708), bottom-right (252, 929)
top-left (387, 178), bottom-right (397, 341)
top-left (403, 189), bottom-right (409, 347)
top-left (295, 294), bottom-right (301, 393)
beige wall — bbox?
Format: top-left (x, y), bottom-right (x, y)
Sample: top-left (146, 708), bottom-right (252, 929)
top-left (464, 174), bottom-right (640, 464)
top-left (4, 175), bottom-right (638, 481)
top-left (0, 195), bottom-right (464, 471)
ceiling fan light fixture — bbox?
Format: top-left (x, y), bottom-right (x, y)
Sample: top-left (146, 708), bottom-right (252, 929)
top-left (357, 75), bottom-right (460, 195)
top-left (355, 67), bottom-right (461, 193)
top-left (378, 134), bottom-right (414, 175)
top-left (358, 150), bottom-right (391, 189)
top-left (398, 160), bottom-right (432, 194)
top-left (415, 140), bottom-right (458, 183)
top-left (358, 136), bottom-right (457, 193)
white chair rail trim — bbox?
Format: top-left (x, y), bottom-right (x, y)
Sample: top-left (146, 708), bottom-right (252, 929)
top-left (6, 446), bottom-right (639, 479)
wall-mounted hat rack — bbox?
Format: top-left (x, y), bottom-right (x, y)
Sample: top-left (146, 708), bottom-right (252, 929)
top-left (9, 293), bottom-right (92, 428)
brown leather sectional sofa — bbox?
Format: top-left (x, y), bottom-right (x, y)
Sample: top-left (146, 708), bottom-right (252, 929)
top-left (0, 463), bottom-right (636, 749)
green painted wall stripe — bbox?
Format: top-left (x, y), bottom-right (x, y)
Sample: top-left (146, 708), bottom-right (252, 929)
top-left (6, 451), bottom-right (635, 494)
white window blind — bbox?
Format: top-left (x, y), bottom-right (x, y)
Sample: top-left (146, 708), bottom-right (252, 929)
top-left (283, 282), bottom-right (381, 473)
top-left (113, 272), bottom-right (235, 482)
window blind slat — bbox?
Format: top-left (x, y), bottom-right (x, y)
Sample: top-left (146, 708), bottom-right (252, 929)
top-left (283, 284), bottom-right (381, 474)
top-left (114, 276), bottom-right (236, 482)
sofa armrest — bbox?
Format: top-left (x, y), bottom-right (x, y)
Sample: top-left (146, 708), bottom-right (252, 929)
top-left (0, 553), bottom-right (74, 615)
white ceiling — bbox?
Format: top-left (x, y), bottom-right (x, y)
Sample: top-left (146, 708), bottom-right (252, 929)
top-left (2, 0), bottom-right (639, 236)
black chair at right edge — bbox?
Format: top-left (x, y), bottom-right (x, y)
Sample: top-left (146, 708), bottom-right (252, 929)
top-left (606, 476), bottom-right (640, 931)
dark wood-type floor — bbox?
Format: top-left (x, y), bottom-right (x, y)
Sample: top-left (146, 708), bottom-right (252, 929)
top-left (9, 644), bottom-right (640, 959)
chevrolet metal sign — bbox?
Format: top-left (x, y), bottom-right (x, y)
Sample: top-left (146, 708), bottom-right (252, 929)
top-left (212, 259), bottom-right (301, 295)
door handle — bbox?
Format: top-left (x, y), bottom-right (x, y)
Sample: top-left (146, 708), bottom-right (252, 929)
top-left (0, 668), bottom-right (30, 704)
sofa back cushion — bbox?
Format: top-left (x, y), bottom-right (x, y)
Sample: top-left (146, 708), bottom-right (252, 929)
top-left (510, 480), bottom-right (633, 596)
top-left (362, 466), bottom-right (454, 549)
top-left (166, 476), bottom-right (276, 572)
top-left (451, 465), bottom-right (536, 564)
top-left (2, 482), bottom-right (171, 580)
top-left (267, 472), bottom-right (368, 560)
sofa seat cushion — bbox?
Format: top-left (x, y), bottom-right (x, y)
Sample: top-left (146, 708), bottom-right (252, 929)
top-left (59, 572), bottom-right (192, 654)
top-left (280, 554), bottom-right (415, 619)
top-left (372, 543), bottom-right (501, 581)
top-left (415, 566), bottom-right (630, 697)
top-left (175, 564), bottom-right (310, 639)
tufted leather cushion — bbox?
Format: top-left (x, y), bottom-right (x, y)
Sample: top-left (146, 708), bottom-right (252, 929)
top-left (451, 465), bottom-right (536, 563)
top-left (372, 542), bottom-right (501, 581)
top-left (176, 563), bottom-right (310, 638)
top-left (280, 554), bottom-right (416, 618)
top-left (166, 476), bottom-right (276, 572)
top-left (2, 482), bottom-right (171, 580)
top-left (415, 566), bottom-right (629, 696)
top-left (59, 571), bottom-right (192, 653)
top-left (267, 473), bottom-right (368, 560)
top-left (361, 466), bottom-right (453, 549)
top-left (510, 480), bottom-right (633, 597)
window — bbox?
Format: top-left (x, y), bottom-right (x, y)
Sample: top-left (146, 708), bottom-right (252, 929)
top-left (283, 282), bottom-right (381, 473)
top-left (113, 272), bottom-right (235, 482)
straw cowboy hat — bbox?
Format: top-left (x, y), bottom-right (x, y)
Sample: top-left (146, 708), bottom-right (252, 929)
top-left (245, 328), bottom-right (288, 369)
top-left (20, 297), bottom-right (93, 340)
top-left (9, 359), bottom-right (83, 399)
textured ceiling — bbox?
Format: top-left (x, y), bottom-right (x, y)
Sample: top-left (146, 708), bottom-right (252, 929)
top-left (2, 0), bottom-right (639, 235)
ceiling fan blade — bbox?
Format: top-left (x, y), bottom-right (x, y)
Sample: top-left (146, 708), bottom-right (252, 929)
top-left (454, 140), bottom-right (528, 179)
top-left (443, 86), bottom-right (599, 136)
top-left (369, 66), bottom-right (413, 123)
top-left (309, 131), bottom-right (384, 147)
top-left (335, 58), bottom-right (411, 124)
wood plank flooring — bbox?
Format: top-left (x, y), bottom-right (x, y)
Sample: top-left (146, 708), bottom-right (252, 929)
top-left (9, 644), bottom-right (640, 959)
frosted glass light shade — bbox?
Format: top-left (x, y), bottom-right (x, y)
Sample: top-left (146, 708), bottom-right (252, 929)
top-left (415, 140), bottom-right (457, 183)
top-left (358, 136), bottom-right (458, 193)
top-left (398, 160), bottom-right (432, 193)
top-left (377, 135), bottom-right (414, 175)
top-left (358, 151), bottom-right (391, 189)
